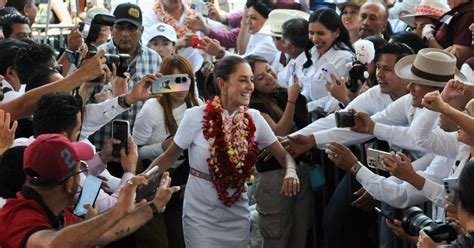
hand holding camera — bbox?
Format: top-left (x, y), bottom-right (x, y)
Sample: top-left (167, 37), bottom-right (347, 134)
top-left (351, 110), bottom-right (375, 134)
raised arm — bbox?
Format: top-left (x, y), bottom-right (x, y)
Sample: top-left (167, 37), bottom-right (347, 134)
top-left (1, 51), bottom-right (107, 120)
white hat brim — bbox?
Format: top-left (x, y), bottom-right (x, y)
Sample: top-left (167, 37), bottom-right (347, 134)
top-left (259, 24), bottom-right (281, 37)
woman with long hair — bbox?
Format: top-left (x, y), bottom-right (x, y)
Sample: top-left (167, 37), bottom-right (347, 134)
top-left (147, 56), bottom-right (300, 247)
top-left (246, 54), bottom-right (312, 248)
top-left (302, 8), bottom-right (354, 115)
top-left (132, 55), bottom-right (200, 247)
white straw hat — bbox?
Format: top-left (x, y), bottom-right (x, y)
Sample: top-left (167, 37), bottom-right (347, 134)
top-left (259, 9), bottom-right (310, 37)
top-left (395, 48), bottom-right (467, 88)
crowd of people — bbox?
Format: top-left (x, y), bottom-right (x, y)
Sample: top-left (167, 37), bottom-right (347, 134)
top-left (0, 0), bottom-right (472, 247)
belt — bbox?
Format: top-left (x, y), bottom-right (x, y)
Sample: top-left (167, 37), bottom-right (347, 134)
top-left (189, 168), bottom-right (211, 182)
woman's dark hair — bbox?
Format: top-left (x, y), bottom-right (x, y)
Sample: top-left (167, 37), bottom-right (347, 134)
top-left (0, 146), bottom-right (26, 199)
top-left (245, 54), bottom-right (283, 121)
top-left (213, 56), bottom-right (250, 97)
top-left (245, 0), bottom-right (274, 18)
top-left (33, 92), bottom-right (81, 138)
top-left (282, 18), bottom-right (309, 49)
top-left (158, 55), bottom-right (199, 135)
top-left (390, 31), bottom-right (426, 53)
top-left (303, 9), bottom-right (354, 69)
top-left (308, 9), bottom-right (353, 53)
top-left (214, 56), bottom-right (249, 82)
top-left (458, 158), bottom-right (474, 215)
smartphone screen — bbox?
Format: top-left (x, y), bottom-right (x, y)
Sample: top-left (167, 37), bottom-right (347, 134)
top-left (150, 74), bottom-right (191, 94)
top-left (73, 175), bottom-right (102, 216)
top-left (112, 120), bottom-right (129, 158)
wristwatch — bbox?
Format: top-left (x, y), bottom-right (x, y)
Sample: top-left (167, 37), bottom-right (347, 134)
top-left (148, 201), bottom-right (160, 218)
top-left (350, 161), bottom-right (363, 175)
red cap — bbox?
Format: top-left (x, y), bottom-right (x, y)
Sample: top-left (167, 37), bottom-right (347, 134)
top-left (23, 134), bottom-right (94, 185)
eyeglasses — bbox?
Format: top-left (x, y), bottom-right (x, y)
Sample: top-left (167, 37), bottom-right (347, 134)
top-left (57, 161), bottom-right (89, 185)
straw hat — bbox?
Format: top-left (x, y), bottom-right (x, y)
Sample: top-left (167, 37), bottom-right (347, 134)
top-left (259, 9), bottom-right (310, 37)
top-left (395, 48), bottom-right (467, 88)
top-left (399, 0), bottom-right (450, 27)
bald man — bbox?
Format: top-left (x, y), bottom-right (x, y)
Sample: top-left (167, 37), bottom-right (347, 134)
top-left (358, 2), bottom-right (388, 39)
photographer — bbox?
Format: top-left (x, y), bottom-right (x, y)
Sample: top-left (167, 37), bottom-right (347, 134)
top-left (90, 2), bottom-right (162, 150)
top-left (418, 158), bottom-right (474, 248)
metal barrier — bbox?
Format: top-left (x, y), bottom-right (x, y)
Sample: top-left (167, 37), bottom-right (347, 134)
top-left (32, 24), bottom-right (75, 51)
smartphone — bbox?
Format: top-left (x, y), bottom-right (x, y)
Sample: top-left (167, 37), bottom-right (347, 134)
top-left (112, 120), bottom-right (129, 158)
top-left (366, 148), bottom-right (392, 171)
top-left (443, 177), bottom-right (458, 197)
top-left (150, 74), bottom-right (191, 94)
top-left (192, 36), bottom-right (203, 49)
top-left (190, 0), bottom-right (209, 16)
top-left (335, 111), bottom-right (355, 128)
top-left (135, 167), bottom-right (161, 202)
top-left (73, 175), bottom-right (102, 216)
top-left (375, 206), bottom-right (394, 222)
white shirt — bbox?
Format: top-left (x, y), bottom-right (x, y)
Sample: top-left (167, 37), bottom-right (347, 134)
top-left (355, 153), bottom-right (444, 208)
top-left (80, 97), bottom-right (128, 139)
top-left (133, 99), bottom-right (187, 161)
top-left (311, 94), bottom-right (422, 151)
top-left (1, 80), bottom-right (23, 103)
top-left (225, 33), bottom-right (278, 66)
top-left (295, 85), bottom-right (392, 135)
top-left (174, 106), bottom-right (276, 247)
top-left (407, 108), bottom-right (472, 207)
top-left (277, 51), bottom-right (307, 89)
top-left (302, 46), bottom-right (352, 111)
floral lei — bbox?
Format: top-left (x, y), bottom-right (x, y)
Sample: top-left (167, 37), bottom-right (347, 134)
top-left (154, 1), bottom-right (194, 38)
top-left (202, 96), bottom-right (259, 207)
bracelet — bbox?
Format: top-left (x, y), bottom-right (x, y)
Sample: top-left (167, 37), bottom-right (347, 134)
top-left (287, 100), bottom-right (296, 105)
top-left (117, 95), bottom-right (132, 109)
top-left (148, 201), bottom-right (160, 218)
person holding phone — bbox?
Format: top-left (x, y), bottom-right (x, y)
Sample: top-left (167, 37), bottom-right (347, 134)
top-left (245, 55), bottom-right (312, 247)
top-left (147, 56), bottom-right (299, 248)
top-left (132, 55), bottom-right (200, 247)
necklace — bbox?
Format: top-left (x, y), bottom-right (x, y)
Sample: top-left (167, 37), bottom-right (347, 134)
top-left (202, 96), bottom-right (259, 207)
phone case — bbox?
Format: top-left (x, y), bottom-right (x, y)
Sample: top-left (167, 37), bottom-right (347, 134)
top-left (443, 177), bottom-right (458, 197)
top-left (366, 148), bottom-right (391, 171)
top-left (136, 169), bottom-right (162, 202)
top-left (151, 74), bottom-right (191, 94)
top-left (112, 120), bottom-right (130, 158)
top-left (73, 175), bottom-right (102, 216)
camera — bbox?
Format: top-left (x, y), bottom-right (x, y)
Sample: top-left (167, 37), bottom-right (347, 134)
top-left (335, 111), bottom-right (355, 128)
top-left (79, 50), bottom-right (129, 82)
top-left (347, 59), bottom-right (368, 93)
top-left (80, 14), bottom-right (115, 45)
top-left (402, 207), bottom-right (458, 243)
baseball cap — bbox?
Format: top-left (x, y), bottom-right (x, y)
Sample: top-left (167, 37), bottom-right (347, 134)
top-left (113, 2), bottom-right (142, 27)
top-left (23, 134), bottom-right (94, 185)
top-left (143, 23), bottom-right (178, 45)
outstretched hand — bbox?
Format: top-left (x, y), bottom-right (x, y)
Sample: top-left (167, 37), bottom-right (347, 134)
top-left (0, 110), bottom-right (17, 155)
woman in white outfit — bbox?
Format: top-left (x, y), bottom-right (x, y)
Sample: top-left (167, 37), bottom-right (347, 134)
top-left (147, 56), bottom-right (300, 247)
top-left (302, 9), bottom-right (354, 113)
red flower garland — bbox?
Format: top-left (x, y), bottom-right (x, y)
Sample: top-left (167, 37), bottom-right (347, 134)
top-left (202, 96), bottom-right (259, 207)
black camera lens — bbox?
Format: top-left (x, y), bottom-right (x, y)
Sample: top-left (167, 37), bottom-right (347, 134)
top-left (402, 207), bottom-right (457, 243)
top-left (175, 76), bottom-right (187, 84)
